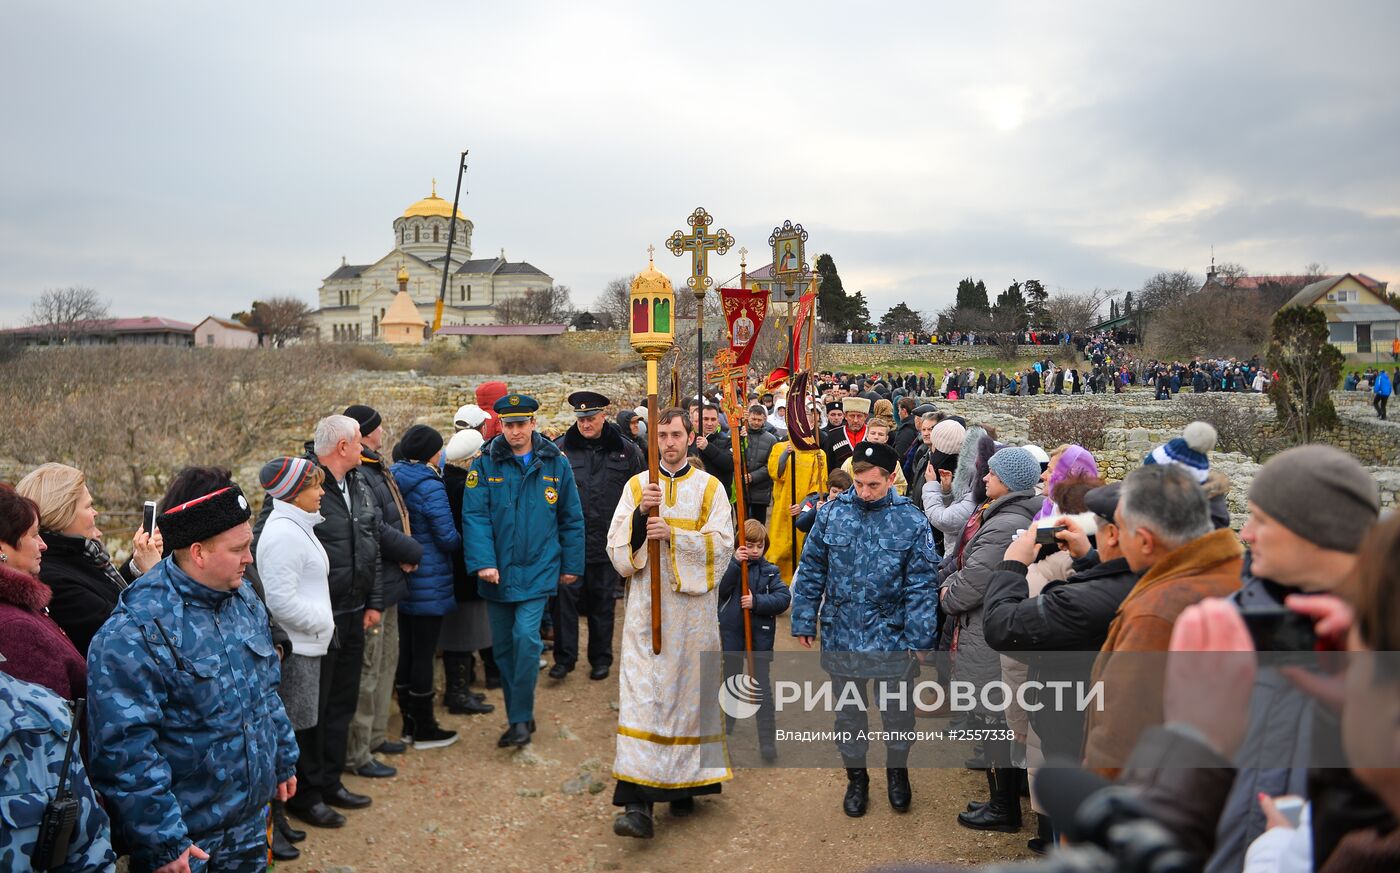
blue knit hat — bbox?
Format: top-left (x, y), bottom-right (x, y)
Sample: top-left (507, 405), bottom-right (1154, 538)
top-left (1143, 421), bottom-right (1217, 484)
top-left (988, 446), bottom-right (1041, 493)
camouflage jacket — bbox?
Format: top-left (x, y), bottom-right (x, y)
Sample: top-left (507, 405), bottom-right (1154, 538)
top-left (87, 557), bottom-right (297, 870)
top-left (790, 489), bottom-right (941, 678)
top-left (0, 671), bottom-right (114, 872)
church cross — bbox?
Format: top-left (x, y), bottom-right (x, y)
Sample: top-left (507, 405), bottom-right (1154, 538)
top-left (665, 207), bottom-right (735, 295)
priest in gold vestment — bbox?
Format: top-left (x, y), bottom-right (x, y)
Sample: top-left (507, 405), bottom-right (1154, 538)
top-left (607, 408), bottom-right (735, 839)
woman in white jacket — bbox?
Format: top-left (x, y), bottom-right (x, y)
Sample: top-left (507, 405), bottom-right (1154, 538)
top-left (255, 457), bottom-right (335, 733)
top-left (923, 424), bottom-right (986, 559)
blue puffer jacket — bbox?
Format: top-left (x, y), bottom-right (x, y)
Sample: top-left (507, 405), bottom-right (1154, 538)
top-left (791, 488), bottom-right (941, 679)
top-left (391, 460), bottom-right (463, 616)
top-left (462, 432), bottom-right (586, 603)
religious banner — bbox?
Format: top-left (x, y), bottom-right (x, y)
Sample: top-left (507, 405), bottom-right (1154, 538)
top-left (719, 286), bottom-right (770, 367)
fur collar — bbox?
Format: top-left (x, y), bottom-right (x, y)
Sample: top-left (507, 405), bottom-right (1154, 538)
top-left (0, 563), bottom-right (51, 612)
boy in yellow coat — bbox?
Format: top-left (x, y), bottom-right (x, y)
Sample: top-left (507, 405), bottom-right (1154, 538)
top-left (763, 441), bottom-right (827, 579)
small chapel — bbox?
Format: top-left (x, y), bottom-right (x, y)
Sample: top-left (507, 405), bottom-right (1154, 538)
top-left (312, 182), bottom-right (554, 342)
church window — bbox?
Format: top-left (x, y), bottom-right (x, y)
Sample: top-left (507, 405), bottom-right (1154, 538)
top-left (433, 225), bottom-right (439, 242)
top-left (414, 226), bottom-right (420, 243)
top-left (467, 285), bottom-right (472, 301)
top-left (372, 315), bottom-right (378, 336)
top-left (402, 227), bottom-right (407, 244)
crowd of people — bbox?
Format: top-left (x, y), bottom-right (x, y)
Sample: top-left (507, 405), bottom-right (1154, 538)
top-left (2, 350), bottom-right (1397, 871)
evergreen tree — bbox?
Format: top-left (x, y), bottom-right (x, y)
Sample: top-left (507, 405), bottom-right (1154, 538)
top-left (879, 302), bottom-right (923, 333)
top-left (1024, 279), bottom-right (1049, 326)
top-left (955, 277), bottom-right (991, 312)
top-left (815, 253), bottom-right (853, 331)
top-left (1267, 306), bottom-right (1344, 443)
top-left (993, 280), bottom-right (1029, 330)
top-left (849, 291), bottom-right (873, 331)
top-left (1110, 299), bottom-right (1118, 320)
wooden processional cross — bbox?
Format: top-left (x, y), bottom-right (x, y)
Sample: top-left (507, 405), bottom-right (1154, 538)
top-left (707, 348), bottom-right (757, 675)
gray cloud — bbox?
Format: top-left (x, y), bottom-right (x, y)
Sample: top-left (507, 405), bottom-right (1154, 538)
top-left (1, 2), bottom-right (1396, 328)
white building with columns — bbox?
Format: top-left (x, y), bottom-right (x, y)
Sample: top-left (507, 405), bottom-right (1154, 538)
top-left (313, 183), bottom-right (553, 341)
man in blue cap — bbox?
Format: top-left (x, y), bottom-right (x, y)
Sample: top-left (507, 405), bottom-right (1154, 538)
top-left (462, 393), bottom-right (586, 747)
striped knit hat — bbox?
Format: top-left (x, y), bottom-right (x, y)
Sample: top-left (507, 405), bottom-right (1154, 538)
top-left (259, 457), bottom-right (319, 501)
top-left (1143, 421), bottom-right (1217, 484)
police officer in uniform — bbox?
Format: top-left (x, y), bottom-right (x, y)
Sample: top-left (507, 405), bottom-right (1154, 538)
top-left (551, 391), bottom-right (643, 681)
top-left (462, 394), bottom-right (585, 748)
top-left (791, 442), bottom-right (940, 819)
top-left (88, 485), bottom-right (298, 872)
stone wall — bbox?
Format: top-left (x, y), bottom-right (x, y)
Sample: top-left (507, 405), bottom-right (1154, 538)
top-left (816, 343), bottom-right (1053, 369)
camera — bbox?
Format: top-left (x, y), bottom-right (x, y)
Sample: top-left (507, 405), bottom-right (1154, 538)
top-left (1036, 526), bottom-right (1067, 550)
top-left (1240, 606), bottom-right (1318, 652)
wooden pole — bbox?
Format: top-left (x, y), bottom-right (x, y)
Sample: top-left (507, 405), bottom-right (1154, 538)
top-left (728, 400), bottom-right (756, 678)
top-left (646, 357), bottom-right (663, 655)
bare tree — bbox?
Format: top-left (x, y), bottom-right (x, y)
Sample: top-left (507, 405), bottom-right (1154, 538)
top-left (1043, 289), bottom-right (1110, 334)
top-left (28, 287), bottom-right (111, 343)
top-left (1178, 394), bottom-right (1285, 462)
top-left (1210, 261), bottom-right (1250, 288)
top-left (594, 275), bottom-right (635, 331)
top-left (1143, 288), bottom-right (1271, 359)
top-left (242, 296), bottom-right (314, 347)
top-left (495, 284), bottom-right (576, 325)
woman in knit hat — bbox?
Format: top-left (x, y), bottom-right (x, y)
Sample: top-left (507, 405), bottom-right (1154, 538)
top-left (1144, 421), bottom-right (1231, 529)
top-left (390, 425), bottom-right (462, 750)
top-left (438, 428), bottom-right (498, 713)
top-left (939, 446), bottom-right (1047, 834)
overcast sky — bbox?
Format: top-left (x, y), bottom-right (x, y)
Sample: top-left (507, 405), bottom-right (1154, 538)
top-left (2, 1), bottom-right (1397, 327)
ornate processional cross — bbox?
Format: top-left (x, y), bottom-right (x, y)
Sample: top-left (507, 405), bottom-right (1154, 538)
top-left (665, 207), bottom-right (735, 295)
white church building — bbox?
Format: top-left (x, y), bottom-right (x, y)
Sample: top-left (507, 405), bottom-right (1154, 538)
top-left (313, 183), bottom-right (553, 341)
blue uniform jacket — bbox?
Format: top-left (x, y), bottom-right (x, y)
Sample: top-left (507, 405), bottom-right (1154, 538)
top-left (790, 489), bottom-right (941, 679)
top-left (86, 557), bottom-right (297, 871)
top-left (0, 672), bottom-right (115, 873)
top-left (391, 460), bottom-right (463, 617)
top-left (718, 556), bottom-right (790, 652)
top-left (462, 432), bottom-right (586, 602)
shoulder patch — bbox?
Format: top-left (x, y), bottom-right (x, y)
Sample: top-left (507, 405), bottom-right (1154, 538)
top-left (465, 470), bottom-right (479, 488)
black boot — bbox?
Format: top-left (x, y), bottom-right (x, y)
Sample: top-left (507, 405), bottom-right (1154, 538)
top-left (272, 800), bottom-right (305, 843)
top-left (464, 651), bottom-right (478, 687)
top-left (966, 768), bottom-right (995, 812)
top-left (613, 802), bottom-right (654, 839)
top-left (409, 691), bottom-right (459, 750)
top-left (843, 768), bottom-right (870, 818)
top-left (395, 683), bottom-right (415, 744)
top-left (271, 823), bottom-right (300, 861)
top-left (1028, 813), bottom-right (1053, 855)
top-left (443, 654), bottom-right (495, 714)
top-left (482, 647), bottom-right (503, 690)
top-left (886, 768), bottom-right (912, 812)
top-left (957, 767), bottom-right (1023, 832)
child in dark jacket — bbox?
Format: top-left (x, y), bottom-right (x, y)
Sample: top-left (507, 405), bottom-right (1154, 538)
top-left (718, 519), bottom-right (791, 761)
top-left (795, 469), bottom-right (852, 534)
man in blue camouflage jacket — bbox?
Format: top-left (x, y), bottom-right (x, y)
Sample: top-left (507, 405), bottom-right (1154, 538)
top-left (792, 441), bottom-right (940, 820)
top-left (88, 486), bottom-right (297, 873)
top-left (0, 671), bottom-right (115, 872)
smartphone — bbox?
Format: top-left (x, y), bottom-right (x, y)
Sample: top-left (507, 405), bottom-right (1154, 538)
top-left (1241, 606), bottom-right (1318, 652)
top-left (142, 501), bottom-right (157, 536)
top-left (1035, 526), bottom-right (1067, 550)
top-left (1272, 795), bottom-right (1304, 828)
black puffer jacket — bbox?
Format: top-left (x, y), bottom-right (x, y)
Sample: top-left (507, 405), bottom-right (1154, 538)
top-left (556, 421), bottom-right (645, 564)
top-left (255, 444), bottom-right (383, 616)
top-left (358, 448), bottom-right (424, 609)
top-left (34, 530), bottom-right (138, 657)
top-left (983, 551), bottom-right (1139, 760)
top-left (742, 428), bottom-right (777, 506)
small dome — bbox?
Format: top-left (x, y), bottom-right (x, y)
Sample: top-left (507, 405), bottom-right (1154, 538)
top-left (402, 179), bottom-right (469, 222)
top-left (630, 252), bottom-right (674, 297)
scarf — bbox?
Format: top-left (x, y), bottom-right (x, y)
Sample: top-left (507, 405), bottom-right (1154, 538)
top-left (82, 536), bottom-right (129, 594)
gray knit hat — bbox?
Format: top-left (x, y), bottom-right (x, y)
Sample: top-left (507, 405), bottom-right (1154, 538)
top-left (1248, 444), bottom-right (1380, 552)
top-left (989, 446), bottom-right (1042, 493)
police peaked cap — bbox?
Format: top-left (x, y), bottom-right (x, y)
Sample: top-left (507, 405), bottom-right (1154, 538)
top-left (567, 390), bottom-right (610, 417)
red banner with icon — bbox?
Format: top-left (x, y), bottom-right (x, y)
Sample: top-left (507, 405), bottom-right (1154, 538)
top-left (719, 287), bottom-right (770, 367)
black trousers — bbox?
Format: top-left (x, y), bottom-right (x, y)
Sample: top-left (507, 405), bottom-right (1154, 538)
top-left (291, 610), bottom-right (364, 808)
top-left (722, 652), bottom-right (775, 742)
top-left (1375, 394), bottom-right (1389, 419)
top-left (551, 561), bottom-right (618, 669)
top-left (831, 674), bottom-right (916, 768)
top-left (745, 503), bottom-right (769, 525)
top-left (396, 613), bottom-right (445, 696)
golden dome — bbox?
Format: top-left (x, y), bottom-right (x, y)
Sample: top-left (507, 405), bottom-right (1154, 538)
top-left (401, 179), bottom-right (469, 222)
top-left (630, 251), bottom-right (674, 297)
top-left (396, 263), bottom-right (409, 283)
